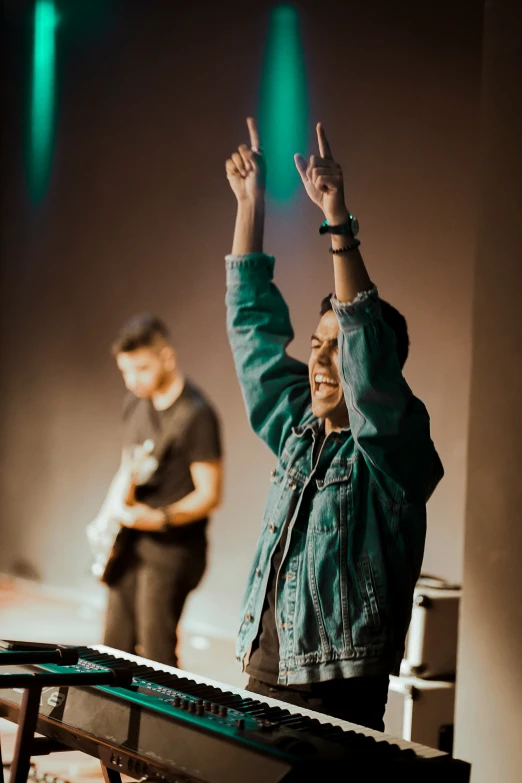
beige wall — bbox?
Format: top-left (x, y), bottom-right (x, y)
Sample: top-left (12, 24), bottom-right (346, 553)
top-left (1, 1), bottom-right (482, 637)
top-left (455, 1), bottom-right (522, 781)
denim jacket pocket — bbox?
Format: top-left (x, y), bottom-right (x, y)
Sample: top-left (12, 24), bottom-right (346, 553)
top-left (311, 459), bottom-right (354, 532)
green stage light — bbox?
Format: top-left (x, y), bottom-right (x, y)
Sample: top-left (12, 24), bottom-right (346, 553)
top-left (29, 0), bottom-right (58, 203)
top-left (260, 4), bottom-right (309, 203)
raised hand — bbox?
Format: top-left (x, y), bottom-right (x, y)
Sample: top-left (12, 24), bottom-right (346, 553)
top-left (294, 124), bottom-right (349, 224)
top-left (226, 117), bottom-right (266, 203)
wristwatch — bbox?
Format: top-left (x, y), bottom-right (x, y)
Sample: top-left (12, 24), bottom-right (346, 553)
top-left (319, 215), bottom-right (359, 237)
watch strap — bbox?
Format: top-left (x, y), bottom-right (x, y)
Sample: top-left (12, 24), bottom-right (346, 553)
top-left (319, 217), bottom-right (357, 236)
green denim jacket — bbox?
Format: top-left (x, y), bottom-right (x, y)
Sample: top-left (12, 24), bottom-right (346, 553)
top-left (226, 253), bottom-right (443, 685)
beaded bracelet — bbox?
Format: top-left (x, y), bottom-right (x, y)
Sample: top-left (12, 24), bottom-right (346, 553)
top-left (329, 239), bottom-right (361, 254)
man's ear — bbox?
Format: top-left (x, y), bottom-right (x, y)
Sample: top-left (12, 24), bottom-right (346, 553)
top-left (161, 345), bottom-right (176, 372)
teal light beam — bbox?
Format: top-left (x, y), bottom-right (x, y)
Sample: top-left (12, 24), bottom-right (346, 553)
top-left (259, 5), bottom-right (309, 203)
top-left (29, 0), bottom-right (58, 203)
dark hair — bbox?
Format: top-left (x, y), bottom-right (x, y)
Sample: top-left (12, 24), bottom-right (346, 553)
top-left (111, 313), bottom-right (170, 355)
top-left (320, 294), bottom-right (410, 368)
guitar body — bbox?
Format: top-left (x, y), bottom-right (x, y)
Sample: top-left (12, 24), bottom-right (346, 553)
top-left (86, 513), bottom-right (134, 585)
top-left (86, 441), bottom-right (158, 585)
top-left (100, 525), bottom-right (136, 586)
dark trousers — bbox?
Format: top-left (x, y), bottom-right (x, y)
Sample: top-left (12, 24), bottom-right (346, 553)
top-left (246, 674), bottom-right (390, 732)
top-left (103, 540), bottom-right (206, 667)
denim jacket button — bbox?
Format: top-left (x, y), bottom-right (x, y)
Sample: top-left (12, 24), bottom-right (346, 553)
top-left (288, 481), bottom-right (297, 491)
top-left (268, 523), bottom-right (276, 533)
top-left (270, 469), bottom-right (276, 478)
top-left (245, 613), bottom-right (254, 622)
top-left (255, 568), bottom-right (262, 577)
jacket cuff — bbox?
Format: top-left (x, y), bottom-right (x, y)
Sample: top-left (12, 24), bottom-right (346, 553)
top-left (331, 286), bottom-right (381, 331)
top-left (225, 253), bottom-right (275, 287)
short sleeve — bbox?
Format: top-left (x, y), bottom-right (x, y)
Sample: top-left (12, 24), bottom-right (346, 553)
top-left (185, 404), bottom-right (222, 464)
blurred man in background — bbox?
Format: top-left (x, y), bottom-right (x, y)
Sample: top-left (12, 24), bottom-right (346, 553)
top-left (89, 313), bottom-right (223, 666)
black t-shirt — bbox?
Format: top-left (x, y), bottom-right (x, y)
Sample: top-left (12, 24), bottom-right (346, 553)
top-left (247, 431), bottom-right (325, 686)
top-left (123, 380), bottom-right (221, 562)
top-left (246, 518), bottom-right (291, 685)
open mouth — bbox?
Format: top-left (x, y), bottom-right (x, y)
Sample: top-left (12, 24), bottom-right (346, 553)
top-left (313, 373), bottom-right (339, 399)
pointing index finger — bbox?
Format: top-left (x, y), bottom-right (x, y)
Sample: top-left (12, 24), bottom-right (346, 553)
top-left (247, 117), bottom-right (261, 151)
top-left (317, 123), bottom-right (333, 159)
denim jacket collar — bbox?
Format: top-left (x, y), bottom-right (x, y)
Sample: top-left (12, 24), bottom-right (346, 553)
top-left (292, 419), bottom-right (351, 440)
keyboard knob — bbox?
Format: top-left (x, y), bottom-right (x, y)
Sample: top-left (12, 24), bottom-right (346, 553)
top-left (218, 706), bottom-right (228, 718)
top-left (236, 718), bottom-right (245, 730)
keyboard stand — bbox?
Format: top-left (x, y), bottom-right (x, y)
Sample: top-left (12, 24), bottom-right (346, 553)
top-left (11, 686), bottom-right (42, 783)
top-left (0, 645), bottom-right (133, 783)
top-left (8, 686), bottom-right (71, 783)
top-left (101, 763), bottom-right (122, 783)
top-left (0, 642), bottom-right (81, 782)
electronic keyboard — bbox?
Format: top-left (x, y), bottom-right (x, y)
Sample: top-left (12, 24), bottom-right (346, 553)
top-left (0, 644), bottom-right (470, 783)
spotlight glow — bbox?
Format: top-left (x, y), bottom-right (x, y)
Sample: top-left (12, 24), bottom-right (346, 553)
top-left (260, 5), bottom-right (309, 203)
top-left (29, 0), bottom-right (58, 202)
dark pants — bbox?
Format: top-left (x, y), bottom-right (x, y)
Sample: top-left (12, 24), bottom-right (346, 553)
top-left (246, 674), bottom-right (390, 732)
top-left (103, 540), bottom-right (206, 667)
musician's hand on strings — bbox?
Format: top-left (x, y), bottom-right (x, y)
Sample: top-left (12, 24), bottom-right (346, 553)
top-left (225, 117), bottom-right (266, 203)
top-left (120, 502), bottom-right (166, 532)
top-left (294, 123), bottom-right (349, 225)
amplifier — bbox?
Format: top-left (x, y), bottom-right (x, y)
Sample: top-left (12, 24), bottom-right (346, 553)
top-left (401, 576), bottom-right (461, 679)
top-left (384, 674), bottom-right (455, 752)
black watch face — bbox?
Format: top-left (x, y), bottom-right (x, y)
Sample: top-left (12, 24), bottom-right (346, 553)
top-left (351, 217), bottom-right (359, 237)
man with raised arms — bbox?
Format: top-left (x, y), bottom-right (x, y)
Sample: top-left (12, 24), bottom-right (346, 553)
top-left (224, 118), bottom-right (443, 729)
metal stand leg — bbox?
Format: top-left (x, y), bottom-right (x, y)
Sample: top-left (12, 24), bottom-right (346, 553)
top-left (10, 687), bottom-right (42, 783)
top-left (0, 732), bottom-right (4, 783)
top-left (100, 763), bottom-right (122, 783)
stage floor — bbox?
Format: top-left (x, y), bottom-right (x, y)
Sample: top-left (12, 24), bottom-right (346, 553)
top-left (0, 575), bottom-right (242, 783)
